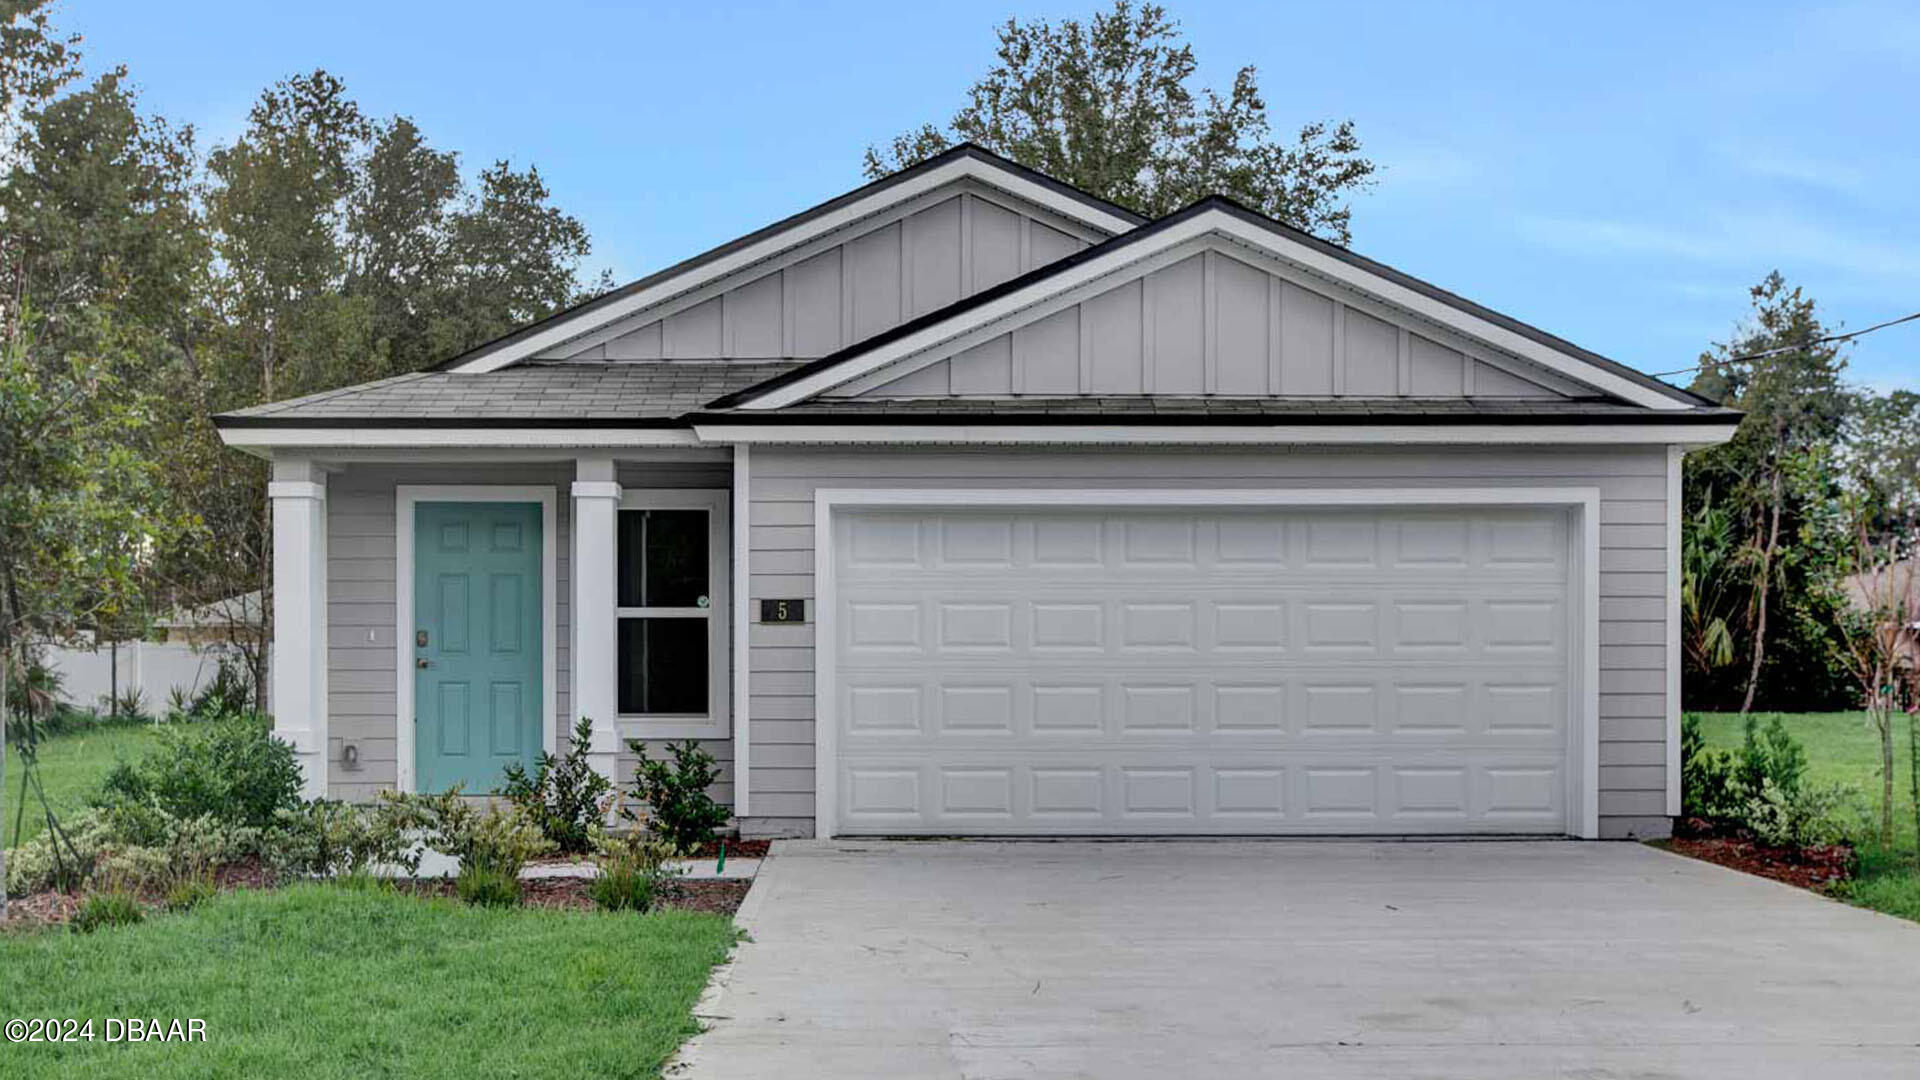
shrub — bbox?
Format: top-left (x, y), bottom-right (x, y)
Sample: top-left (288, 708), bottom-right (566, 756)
top-left (163, 873), bottom-right (217, 913)
top-left (501, 716), bottom-right (614, 856)
top-left (4, 810), bottom-right (115, 897)
top-left (628, 739), bottom-right (730, 854)
top-left (71, 888), bottom-right (145, 933)
top-left (454, 863), bottom-right (521, 907)
top-left (409, 792), bottom-right (551, 904)
top-left (1743, 779), bottom-right (1857, 850)
top-left (589, 830), bottom-right (681, 913)
top-left (1681, 715), bottom-right (1743, 821)
top-left (270, 794), bottom-right (425, 880)
top-left (97, 712), bottom-right (302, 829)
top-left (1735, 715), bottom-right (1808, 798)
top-left (166, 658), bottom-right (256, 722)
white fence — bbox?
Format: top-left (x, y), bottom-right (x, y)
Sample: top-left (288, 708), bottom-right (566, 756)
top-left (39, 641), bottom-right (271, 714)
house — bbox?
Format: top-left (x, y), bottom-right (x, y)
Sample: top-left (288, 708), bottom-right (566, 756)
top-left (156, 590), bottom-right (265, 647)
top-left (215, 145), bottom-right (1737, 839)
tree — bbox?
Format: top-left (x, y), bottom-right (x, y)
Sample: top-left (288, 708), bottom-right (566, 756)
top-left (1687, 272), bottom-right (1852, 713)
top-left (1682, 494), bottom-right (1745, 676)
top-left (865, 1), bottom-right (1375, 244)
top-left (0, 315), bottom-right (189, 916)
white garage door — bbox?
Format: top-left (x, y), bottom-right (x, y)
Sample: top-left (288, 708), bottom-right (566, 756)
top-left (827, 506), bottom-right (1574, 836)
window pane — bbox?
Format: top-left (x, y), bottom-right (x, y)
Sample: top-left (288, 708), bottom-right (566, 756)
top-left (617, 509), bottom-right (708, 608)
top-left (617, 618), bottom-right (708, 714)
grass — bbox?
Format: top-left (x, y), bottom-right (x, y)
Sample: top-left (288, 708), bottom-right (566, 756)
top-left (0, 883), bottom-right (739, 1079)
top-left (1690, 710), bottom-right (1920, 922)
top-left (3, 721), bottom-right (162, 846)
top-left (1689, 711), bottom-right (1917, 848)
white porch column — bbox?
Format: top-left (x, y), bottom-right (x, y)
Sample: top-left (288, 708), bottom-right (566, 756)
top-left (269, 458), bottom-right (328, 799)
top-left (572, 456), bottom-right (622, 785)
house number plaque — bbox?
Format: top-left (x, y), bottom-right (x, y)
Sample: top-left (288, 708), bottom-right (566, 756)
top-left (759, 598), bottom-right (806, 624)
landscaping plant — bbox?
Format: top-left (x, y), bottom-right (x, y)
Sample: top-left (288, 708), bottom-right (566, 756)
top-left (411, 791), bottom-right (552, 906)
top-left (270, 793), bottom-right (426, 880)
top-left (627, 738), bottom-right (730, 854)
top-left (96, 710), bottom-right (302, 830)
top-left (69, 887), bottom-right (145, 934)
top-left (588, 829), bottom-right (682, 913)
top-left (501, 715), bottom-right (614, 856)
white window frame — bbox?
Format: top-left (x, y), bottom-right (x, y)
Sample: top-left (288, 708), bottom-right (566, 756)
top-left (615, 488), bottom-right (731, 740)
top-left (395, 485), bottom-right (559, 795)
top-left (812, 487), bottom-right (1602, 840)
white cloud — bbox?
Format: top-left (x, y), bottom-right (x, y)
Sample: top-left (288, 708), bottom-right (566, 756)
top-left (1711, 138), bottom-right (1869, 196)
top-left (1517, 207), bottom-right (1920, 279)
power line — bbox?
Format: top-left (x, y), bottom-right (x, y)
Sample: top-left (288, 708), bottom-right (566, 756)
top-left (1652, 309), bottom-right (1920, 379)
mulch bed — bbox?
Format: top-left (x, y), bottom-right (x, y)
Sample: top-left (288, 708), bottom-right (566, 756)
top-left (394, 875), bottom-right (749, 915)
top-left (688, 838), bottom-right (772, 860)
top-left (5, 866), bottom-right (750, 932)
top-left (1656, 817), bottom-right (1855, 891)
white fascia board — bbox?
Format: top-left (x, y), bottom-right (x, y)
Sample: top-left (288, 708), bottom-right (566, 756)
top-left (445, 158), bottom-right (1138, 374)
top-left (740, 209), bottom-right (1692, 411)
top-left (694, 423), bottom-right (1741, 446)
top-left (218, 426), bottom-right (705, 450)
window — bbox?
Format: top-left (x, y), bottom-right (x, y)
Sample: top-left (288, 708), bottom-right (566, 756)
top-left (616, 490), bottom-right (729, 737)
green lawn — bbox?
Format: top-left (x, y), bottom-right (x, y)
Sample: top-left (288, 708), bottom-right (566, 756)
top-left (1689, 711), bottom-right (1917, 847)
top-left (0, 884), bottom-right (738, 1079)
top-left (1690, 710), bottom-right (1920, 921)
top-left (3, 722), bottom-right (162, 846)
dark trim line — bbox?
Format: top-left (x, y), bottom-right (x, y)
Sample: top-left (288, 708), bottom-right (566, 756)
top-left (710, 195), bottom-right (1715, 411)
top-left (214, 407), bottom-right (1739, 431)
top-left (424, 145), bottom-right (1145, 372)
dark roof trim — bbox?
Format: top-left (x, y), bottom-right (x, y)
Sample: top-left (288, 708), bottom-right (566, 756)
top-left (214, 407), bottom-right (1738, 431)
top-left (426, 144), bottom-right (1146, 372)
top-left (710, 195), bottom-right (1714, 410)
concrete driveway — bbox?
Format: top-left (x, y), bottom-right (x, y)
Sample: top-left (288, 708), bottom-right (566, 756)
top-left (675, 841), bottom-right (1920, 1079)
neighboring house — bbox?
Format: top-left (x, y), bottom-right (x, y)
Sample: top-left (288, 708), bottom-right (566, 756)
top-left (156, 590), bottom-right (266, 647)
top-left (1844, 559), bottom-right (1920, 669)
top-left (215, 144), bottom-right (1737, 840)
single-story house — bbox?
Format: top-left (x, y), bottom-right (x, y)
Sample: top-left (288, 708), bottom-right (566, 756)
top-left (215, 145), bottom-right (1738, 839)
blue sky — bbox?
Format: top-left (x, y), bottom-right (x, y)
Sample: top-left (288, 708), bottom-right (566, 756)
top-left (78, 0), bottom-right (1919, 392)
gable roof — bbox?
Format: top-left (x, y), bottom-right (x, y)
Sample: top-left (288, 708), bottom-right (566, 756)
top-left (711, 196), bottom-right (1713, 413)
top-left (434, 144), bottom-right (1145, 374)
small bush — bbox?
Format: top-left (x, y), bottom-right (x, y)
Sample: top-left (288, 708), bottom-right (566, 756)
top-left (1681, 715), bottom-right (1743, 820)
top-left (71, 889), bottom-right (145, 933)
top-left (407, 791), bottom-right (551, 904)
top-left (1735, 715), bottom-right (1807, 798)
top-left (164, 873), bottom-right (217, 913)
top-left (97, 712), bottom-right (302, 829)
top-left (589, 830), bottom-right (681, 913)
top-left (270, 794), bottom-right (425, 880)
top-left (1744, 778), bottom-right (1856, 849)
top-left (454, 863), bottom-right (521, 907)
top-left (628, 739), bottom-right (730, 854)
top-left (4, 810), bottom-right (114, 897)
top-left (501, 716), bottom-right (614, 856)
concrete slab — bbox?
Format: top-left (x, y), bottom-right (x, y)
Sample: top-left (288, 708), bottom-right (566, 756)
top-left (675, 840), bottom-right (1920, 1079)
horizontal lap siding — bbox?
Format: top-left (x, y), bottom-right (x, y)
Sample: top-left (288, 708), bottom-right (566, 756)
top-left (324, 463), bottom-right (732, 806)
top-left (742, 445), bottom-right (1674, 839)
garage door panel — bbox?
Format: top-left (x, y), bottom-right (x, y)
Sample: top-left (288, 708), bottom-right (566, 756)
top-left (833, 507), bottom-right (1572, 835)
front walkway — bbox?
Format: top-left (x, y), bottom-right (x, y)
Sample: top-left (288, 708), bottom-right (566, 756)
top-left (677, 840), bottom-right (1920, 1079)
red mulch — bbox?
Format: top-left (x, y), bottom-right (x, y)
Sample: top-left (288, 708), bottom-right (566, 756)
top-left (688, 838), bottom-right (771, 860)
top-left (394, 875), bottom-right (748, 915)
top-left (1657, 818), bottom-right (1855, 891)
top-left (5, 866), bottom-right (749, 932)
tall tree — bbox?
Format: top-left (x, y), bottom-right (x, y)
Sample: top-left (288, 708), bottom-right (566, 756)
top-left (865, 1), bottom-right (1375, 244)
top-left (1688, 272), bottom-right (1852, 713)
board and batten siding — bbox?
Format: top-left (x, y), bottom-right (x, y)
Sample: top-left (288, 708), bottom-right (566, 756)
top-left (550, 183), bottom-right (1101, 362)
top-left (742, 446), bottom-right (1677, 840)
top-left (841, 244), bottom-right (1584, 401)
top-left (324, 461), bottom-right (734, 804)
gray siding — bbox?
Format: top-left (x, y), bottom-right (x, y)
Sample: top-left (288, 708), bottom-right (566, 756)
top-left (325, 461), bottom-right (733, 806)
top-left (843, 247), bottom-right (1582, 401)
top-left (742, 446), bottom-right (1676, 840)
top-left (551, 183), bottom-right (1102, 362)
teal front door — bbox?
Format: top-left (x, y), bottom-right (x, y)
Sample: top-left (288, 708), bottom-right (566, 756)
top-left (414, 501), bottom-right (543, 793)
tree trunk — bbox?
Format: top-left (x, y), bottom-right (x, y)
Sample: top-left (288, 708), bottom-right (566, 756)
top-left (2, 643), bottom-right (10, 920)
top-left (1739, 469), bottom-right (1785, 715)
top-left (1880, 699), bottom-right (1896, 849)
